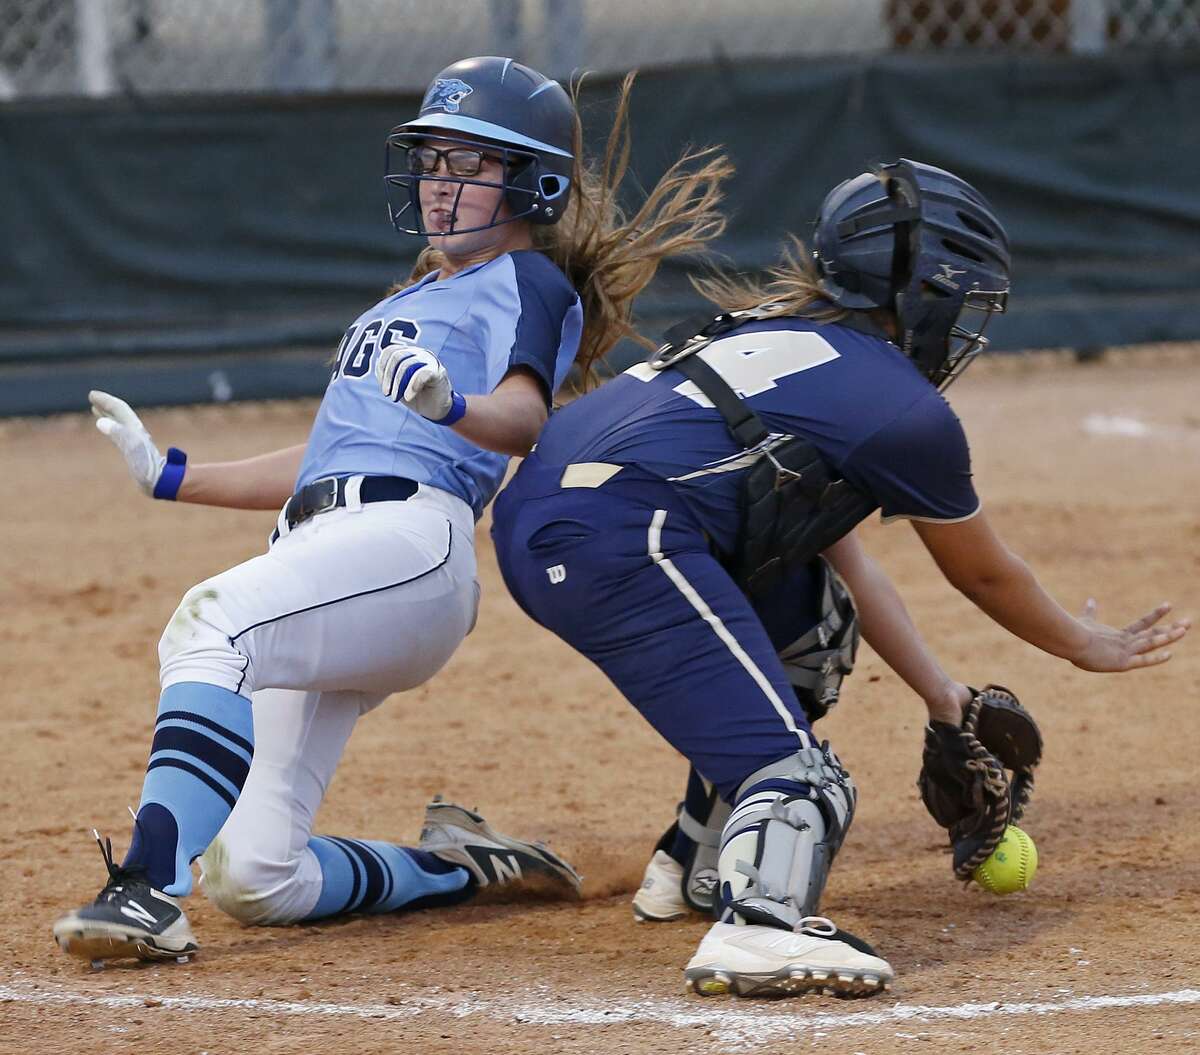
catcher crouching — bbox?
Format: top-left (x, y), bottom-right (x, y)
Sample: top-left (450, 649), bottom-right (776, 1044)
top-left (493, 158), bottom-right (1188, 999)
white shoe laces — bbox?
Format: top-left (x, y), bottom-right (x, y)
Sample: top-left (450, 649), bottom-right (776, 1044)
top-left (794, 915), bottom-right (838, 937)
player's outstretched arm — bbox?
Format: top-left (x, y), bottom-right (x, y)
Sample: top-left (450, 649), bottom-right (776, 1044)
top-left (177, 444), bottom-right (307, 510)
top-left (89, 390), bottom-right (304, 510)
top-left (824, 532), bottom-right (971, 724)
top-left (911, 512), bottom-right (1190, 672)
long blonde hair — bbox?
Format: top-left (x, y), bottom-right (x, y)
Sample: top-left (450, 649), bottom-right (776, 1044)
top-left (409, 75), bottom-right (733, 387)
top-left (691, 235), bottom-right (851, 324)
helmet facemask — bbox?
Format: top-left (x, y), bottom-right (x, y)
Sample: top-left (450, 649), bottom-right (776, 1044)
top-left (882, 160), bottom-right (1011, 390)
top-left (814, 158), bottom-right (1011, 391)
top-left (895, 278), bottom-right (1009, 391)
top-left (385, 131), bottom-right (552, 237)
top-left (938, 287), bottom-right (1009, 389)
top-left (386, 57), bottom-right (576, 239)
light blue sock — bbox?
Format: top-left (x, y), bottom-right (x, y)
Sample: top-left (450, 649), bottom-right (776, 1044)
top-left (123, 682), bottom-right (254, 896)
top-left (304, 837), bottom-right (472, 920)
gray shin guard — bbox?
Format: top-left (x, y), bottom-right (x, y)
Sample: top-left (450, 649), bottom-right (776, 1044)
top-left (656, 771), bottom-right (732, 913)
top-left (718, 743), bottom-right (856, 929)
top-left (678, 786), bottom-right (732, 913)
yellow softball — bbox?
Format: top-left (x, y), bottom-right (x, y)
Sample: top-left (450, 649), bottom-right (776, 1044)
top-left (972, 825), bottom-right (1038, 894)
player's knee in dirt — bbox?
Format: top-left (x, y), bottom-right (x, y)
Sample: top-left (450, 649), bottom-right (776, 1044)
top-left (158, 583), bottom-right (252, 694)
top-left (199, 835), bottom-right (311, 926)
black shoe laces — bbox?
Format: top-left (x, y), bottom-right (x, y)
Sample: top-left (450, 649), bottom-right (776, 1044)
top-left (92, 830), bottom-right (151, 901)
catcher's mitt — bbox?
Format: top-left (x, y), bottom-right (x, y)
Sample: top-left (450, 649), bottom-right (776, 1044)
top-left (918, 684), bottom-right (1043, 881)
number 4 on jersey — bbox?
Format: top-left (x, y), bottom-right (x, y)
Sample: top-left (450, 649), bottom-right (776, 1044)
top-left (628, 330), bottom-right (839, 408)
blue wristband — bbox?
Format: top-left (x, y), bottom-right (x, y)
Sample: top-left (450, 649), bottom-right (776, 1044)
top-left (152, 446), bottom-right (188, 500)
top-left (436, 391), bottom-right (467, 426)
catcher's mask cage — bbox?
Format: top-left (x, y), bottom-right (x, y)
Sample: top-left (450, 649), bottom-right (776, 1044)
top-left (385, 56), bottom-right (575, 238)
top-left (814, 158), bottom-right (1011, 389)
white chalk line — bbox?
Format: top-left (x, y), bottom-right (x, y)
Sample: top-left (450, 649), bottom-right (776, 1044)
top-left (2, 978), bottom-right (1198, 1049)
top-left (1082, 413), bottom-right (1200, 443)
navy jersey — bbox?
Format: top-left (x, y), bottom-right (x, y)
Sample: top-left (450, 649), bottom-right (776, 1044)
top-left (533, 316), bottom-right (979, 553)
top-left (298, 249), bottom-right (582, 519)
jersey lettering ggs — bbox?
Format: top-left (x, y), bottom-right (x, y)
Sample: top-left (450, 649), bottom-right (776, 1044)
top-left (303, 292), bottom-right (498, 517)
top-left (331, 318), bottom-right (421, 381)
top-left (297, 251), bottom-right (583, 520)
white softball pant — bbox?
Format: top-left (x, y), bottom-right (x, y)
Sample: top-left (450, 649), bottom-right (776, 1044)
top-left (159, 483), bottom-right (479, 700)
top-left (157, 482), bottom-right (479, 924)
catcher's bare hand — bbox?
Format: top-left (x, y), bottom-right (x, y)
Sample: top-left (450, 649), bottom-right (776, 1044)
top-left (1071, 599), bottom-right (1190, 673)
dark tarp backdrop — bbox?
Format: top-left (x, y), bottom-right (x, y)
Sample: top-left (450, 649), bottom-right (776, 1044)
top-left (1, 51), bottom-right (1197, 414)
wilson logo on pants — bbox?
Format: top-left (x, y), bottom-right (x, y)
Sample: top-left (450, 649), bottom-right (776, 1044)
top-left (545, 565), bottom-right (567, 584)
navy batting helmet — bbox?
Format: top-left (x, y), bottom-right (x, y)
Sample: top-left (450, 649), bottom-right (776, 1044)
top-left (813, 159), bottom-right (1010, 388)
top-left (385, 56), bottom-right (575, 237)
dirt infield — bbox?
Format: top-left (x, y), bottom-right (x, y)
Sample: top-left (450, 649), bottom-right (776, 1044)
top-left (2, 347), bottom-right (1198, 1054)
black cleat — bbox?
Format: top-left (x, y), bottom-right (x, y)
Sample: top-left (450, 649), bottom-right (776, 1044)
top-left (53, 831), bottom-right (198, 966)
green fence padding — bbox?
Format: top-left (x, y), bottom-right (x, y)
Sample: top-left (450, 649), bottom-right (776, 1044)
top-left (1, 52), bottom-right (1197, 413)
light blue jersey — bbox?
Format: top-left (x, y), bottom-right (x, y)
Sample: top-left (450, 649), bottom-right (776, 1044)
top-left (298, 250), bottom-right (582, 519)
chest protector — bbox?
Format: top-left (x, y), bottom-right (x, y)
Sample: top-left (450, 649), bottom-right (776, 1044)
top-left (651, 311), bottom-right (879, 599)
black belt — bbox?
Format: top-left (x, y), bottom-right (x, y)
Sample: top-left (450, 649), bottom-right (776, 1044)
top-left (272, 475), bottom-right (419, 542)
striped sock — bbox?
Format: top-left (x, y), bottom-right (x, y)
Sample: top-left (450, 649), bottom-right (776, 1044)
top-left (304, 837), bottom-right (472, 920)
top-left (123, 682), bottom-right (254, 896)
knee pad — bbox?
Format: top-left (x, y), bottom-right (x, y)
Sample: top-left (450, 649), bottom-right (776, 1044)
top-left (653, 768), bottom-right (732, 914)
top-left (159, 583), bottom-right (253, 695)
top-left (776, 559), bottom-right (859, 723)
top-left (199, 835), bottom-right (316, 926)
top-left (717, 743), bottom-right (856, 929)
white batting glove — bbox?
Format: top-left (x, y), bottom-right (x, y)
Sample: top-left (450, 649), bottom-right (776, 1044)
top-left (88, 390), bottom-right (188, 499)
top-left (375, 343), bottom-right (467, 425)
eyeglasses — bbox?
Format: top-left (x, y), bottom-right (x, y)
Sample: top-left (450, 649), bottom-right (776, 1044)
top-left (406, 145), bottom-right (503, 177)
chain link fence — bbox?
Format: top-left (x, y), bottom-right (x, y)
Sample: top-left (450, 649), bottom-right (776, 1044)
top-left (1, 0), bottom-right (1198, 99)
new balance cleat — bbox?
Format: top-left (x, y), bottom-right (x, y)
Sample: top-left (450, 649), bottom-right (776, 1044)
top-left (53, 831), bottom-right (198, 965)
top-left (418, 798), bottom-right (582, 897)
top-left (684, 918), bottom-right (893, 999)
top-left (632, 849), bottom-right (689, 922)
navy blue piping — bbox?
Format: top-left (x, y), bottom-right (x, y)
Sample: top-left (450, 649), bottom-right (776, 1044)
top-left (233, 651), bottom-right (251, 697)
top-left (227, 529), bottom-right (453, 645)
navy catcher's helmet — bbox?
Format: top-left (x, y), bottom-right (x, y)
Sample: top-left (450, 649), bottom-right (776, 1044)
top-left (385, 56), bottom-right (575, 236)
top-left (813, 159), bottom-right (1010, 388)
